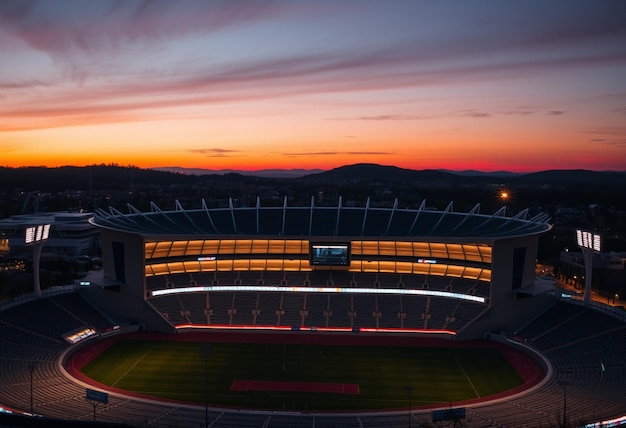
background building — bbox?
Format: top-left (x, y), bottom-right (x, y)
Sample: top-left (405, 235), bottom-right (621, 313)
top-left (0, 212), bottom-right (99, 259)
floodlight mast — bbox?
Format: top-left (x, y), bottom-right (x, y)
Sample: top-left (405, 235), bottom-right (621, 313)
top-left (24, 224), bottom-right (51, 298)
top-left (576, 229), bottom-right (601, 306)
top-left (31, 243), bottom-right (43, 298)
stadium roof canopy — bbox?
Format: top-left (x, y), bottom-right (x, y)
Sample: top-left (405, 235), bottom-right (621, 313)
top-left (91, 197), bottom-right (551, 240)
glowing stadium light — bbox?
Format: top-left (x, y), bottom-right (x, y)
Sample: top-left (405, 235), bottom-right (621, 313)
top-left (24, 224), bottom-right (52, 298)
top-left (150, 285), bottom-right (486, 303)
top-left (25, 227), bottom-right (35, 244)
top-left (576, 229), bottom-right (601, 252)
top-left (24, 224), bottom-right (51, 245)
top-left (575, 229), bottom-right (602, 307)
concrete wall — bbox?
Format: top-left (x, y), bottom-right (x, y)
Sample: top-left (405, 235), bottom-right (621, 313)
top-left (90, 229), bottom-right (174, 333)
top-left (491, 234), bottom-right (540, 296)
top-left (457, 234), bottom-right (552, 340)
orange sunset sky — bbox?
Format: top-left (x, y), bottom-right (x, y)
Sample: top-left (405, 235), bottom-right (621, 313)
top-left (1, 0), bottom-right (625, 172)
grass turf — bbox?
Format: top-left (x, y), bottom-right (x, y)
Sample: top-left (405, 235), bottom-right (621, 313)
top-left (81, 339), bottom-right (523, 411)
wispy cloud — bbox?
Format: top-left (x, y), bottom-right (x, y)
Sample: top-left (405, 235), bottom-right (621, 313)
top-left (602, 141), bottom-right (626, 148)
top-left (585, 129), bottom-right (626, 150)
top-left (188, 148), bottom-right (242, 157)
top-left (501, 109), bottom-right (535, 116)
top-left (328, 114), bottom-right (437, 121)
top-left (284, 151), bottom-right (393, 156)
top-left (0, 1), bottom-right (285, 57)
top-left (455, 110), bottom-right (490, 118)
top-left (330, 108), bottom-right (568, 123)
top-left (1, 43), bottom-right (624, 132)
top-left (579, 127), bottom-right (626, 136)
top-left (0, 0), bottom-right (624, 134)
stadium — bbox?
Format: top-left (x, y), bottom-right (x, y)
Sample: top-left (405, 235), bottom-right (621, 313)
top-left (1, 198), bottom-right (625, 427)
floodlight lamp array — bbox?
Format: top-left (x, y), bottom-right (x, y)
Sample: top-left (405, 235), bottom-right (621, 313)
top-left (576, 229), bottom-right (601, 252)
top-left (25, 224), bottom-right (51, 245)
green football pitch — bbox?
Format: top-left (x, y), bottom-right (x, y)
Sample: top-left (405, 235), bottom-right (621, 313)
top-left (81, 339), bottom-right (523, 411)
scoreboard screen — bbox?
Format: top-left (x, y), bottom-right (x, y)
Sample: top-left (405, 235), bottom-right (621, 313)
top-left (310, 243), bottom-right (350, 266)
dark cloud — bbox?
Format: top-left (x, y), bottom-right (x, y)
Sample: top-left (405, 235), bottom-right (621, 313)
top-left (331, 108), bottom-right (570, 123)
top-left (357, 115), bottom-right (423, 121)
top-left (502, 110), bottom-right (535, 116)
top-left (603, 141), bottom-right (626, 148)
top-left (329, 114), bottom-right (436, 121)
top-left (188, 148), bottom-right (242, 157)
top-left (582, 129), bottom-right (626, 150)
top-left (456, 110), bottom-right (490, 118)
top-left (284, 151), bottom-right (392, 156)
top-left (579, 127), bottom-right (626, 136)
top-left (0, 79), bottom-right (48, 89)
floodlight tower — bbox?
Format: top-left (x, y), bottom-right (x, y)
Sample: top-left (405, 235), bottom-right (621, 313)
top-left (576, 229), bottom-right (601, 306)
top-left (24, 224), bottom-right (51, 298)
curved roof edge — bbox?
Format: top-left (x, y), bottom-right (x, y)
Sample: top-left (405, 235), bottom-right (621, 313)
top-left (91, 197), bottom-right (552, 240)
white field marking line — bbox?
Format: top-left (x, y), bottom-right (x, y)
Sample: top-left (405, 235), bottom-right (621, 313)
top-left (111, 346), bottom-right (154, 387)
top-left (454, 355), bottom-right (480, 398)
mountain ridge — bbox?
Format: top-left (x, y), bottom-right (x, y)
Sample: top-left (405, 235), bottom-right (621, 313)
top-left (0, 163), bottom-right (624, 192)
top-left (153, 164), bottom-right (626, 180)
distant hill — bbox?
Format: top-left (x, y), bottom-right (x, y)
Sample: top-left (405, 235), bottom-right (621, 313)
top-left (0, 165), bottom-right (196, 192)
top-left (153, 166), bottom-right (324, 178)
top-left (517, 169), bottom-right (626, 188)
top-left (300, 163), bottom-right (458, 183)
top-left (0, 163), bottom-right (623, 193)
top-left (439, 169), bottom-right (523, 178)
top-left (301, 163), bottom-right (626, 188)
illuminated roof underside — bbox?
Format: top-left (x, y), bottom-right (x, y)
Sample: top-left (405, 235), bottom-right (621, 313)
top-left (92, 197), bottom-right (551, 239)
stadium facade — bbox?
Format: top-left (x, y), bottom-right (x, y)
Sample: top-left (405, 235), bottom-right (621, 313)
top-left (87, 197), bottom-right (555, 339)
top-left (3, 198), bottom-right (626, 427)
